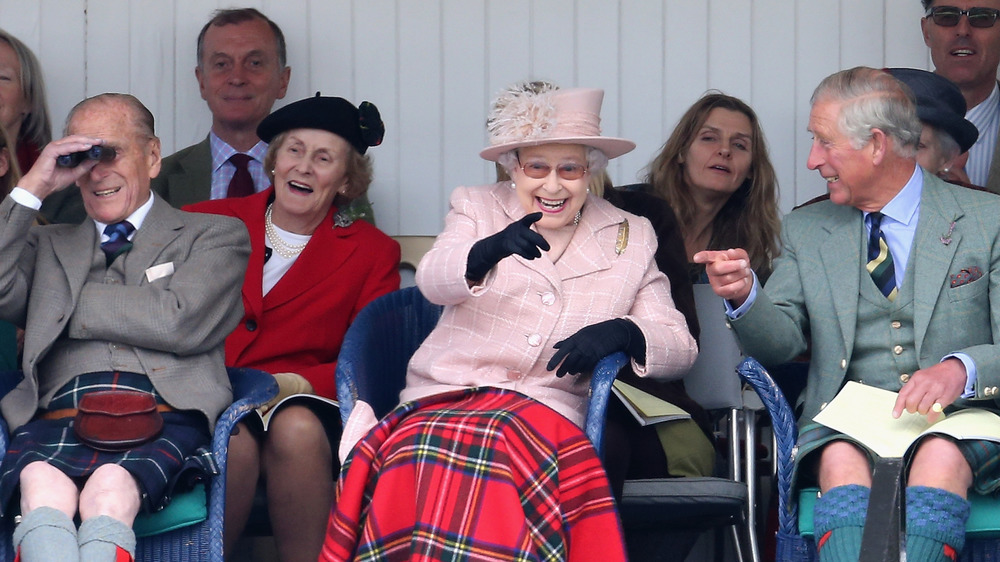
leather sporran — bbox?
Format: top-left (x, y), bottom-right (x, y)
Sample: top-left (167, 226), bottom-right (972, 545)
top-left (74, 390), bottom-right (164, 452)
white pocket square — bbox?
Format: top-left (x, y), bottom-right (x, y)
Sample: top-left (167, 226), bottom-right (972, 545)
top-left (145, 262), bottom-right (174, 283)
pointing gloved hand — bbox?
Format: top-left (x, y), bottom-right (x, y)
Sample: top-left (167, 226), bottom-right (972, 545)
top-left (465, 212), bottom-right (550, 282)
top-left (547, 319), bottom-right (646, 378)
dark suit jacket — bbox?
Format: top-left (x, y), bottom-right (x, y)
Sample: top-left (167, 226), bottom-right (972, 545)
top-left (152, 137), bottom-right (213, 209)
top-left (0, 194), bottom-right (250, 430)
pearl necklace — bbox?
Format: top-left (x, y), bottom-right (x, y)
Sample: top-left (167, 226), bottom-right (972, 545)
top-left (265, 204), bottom-right (309, 259)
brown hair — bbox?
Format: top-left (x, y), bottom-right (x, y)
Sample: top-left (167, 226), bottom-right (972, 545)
top-left (645, 92), bottom-right (781, 276)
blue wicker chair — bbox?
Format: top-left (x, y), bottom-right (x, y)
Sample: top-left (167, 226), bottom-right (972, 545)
top-left (0, 367), bottom-right (277, 562)
top-left (736, 357), bottom-right (1000, 562)
top-left (335, 285), bottom-right (627, 455)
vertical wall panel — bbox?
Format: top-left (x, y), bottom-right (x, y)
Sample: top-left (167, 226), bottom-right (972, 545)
top-left (752, 0), bottom-right (798, 213)
top-left (441, 0), bottom-right (487, 223)
top-left (575, 0), bottom-right (624, 182)
top-left (398, 0), bottom-right (443, 235)
top-left (308, 0), bottom-right (355, 100)
top-left (130, 0), bottom-right (175, 152)
top-left (795, 3), bottom-right (842, 205)
top-left (353, 0), bottom-right (399, 232)
top-left (619, 0), bottom-right (664, 185)
top-left (886, 0), bottom-right (930, 69)
top-left (169, 0), bottom-right (215, 153)
top-left (840, 0), bottom-right (885, 70)
top-left (39, 0), bottom-right (85, 134)
top-left (85, 0), bottom-right (130, 96)
top-left (708, 0), bottom-right (752, 101)
top-left (663, 1), bottom-right (709, 137)
top-left (531, 0), bottom-right (576, 87)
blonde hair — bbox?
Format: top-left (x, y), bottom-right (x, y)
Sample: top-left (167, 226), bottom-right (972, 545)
top-left (0, 121), bottom-right (21, 198)
top-left (645, 92), bottom-right (780, 276)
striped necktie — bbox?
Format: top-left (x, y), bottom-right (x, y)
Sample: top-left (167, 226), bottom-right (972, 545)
top-left (102, 220), bottom-right (135, 267)
top-left (866, 212), bottom-right (897, 301)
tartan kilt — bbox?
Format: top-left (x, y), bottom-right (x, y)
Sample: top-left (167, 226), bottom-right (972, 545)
top-left (0, 372), bottom-right (217, 517)
top-left (795, 422), bottom-right (1000, 494)
top-left (322, 387), bottom-right (627, 562)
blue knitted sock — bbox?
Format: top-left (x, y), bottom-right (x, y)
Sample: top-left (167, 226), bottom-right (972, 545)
top-left (812, 484), bottom-right (869, 562)
top-left (906, 486), bottom-right (970, 562)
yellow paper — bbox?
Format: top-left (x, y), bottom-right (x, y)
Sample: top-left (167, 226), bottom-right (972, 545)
top-left (812, 381), bottom-right (1000, 458)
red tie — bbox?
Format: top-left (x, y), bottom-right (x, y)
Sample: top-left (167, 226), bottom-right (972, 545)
top-left (226, 154), bottom-right (255, 198)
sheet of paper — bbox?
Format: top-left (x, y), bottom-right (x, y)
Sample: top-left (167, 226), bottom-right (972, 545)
top-left (812, 381), bottom-right (932, 458)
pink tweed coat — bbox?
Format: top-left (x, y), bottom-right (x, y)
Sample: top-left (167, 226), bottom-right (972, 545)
top-left (402, 182), bottom-right (697, 426)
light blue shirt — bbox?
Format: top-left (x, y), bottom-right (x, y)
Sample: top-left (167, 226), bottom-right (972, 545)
top-left (727, 166), bottom-right (976, 397)
top-left (965, 83), bottom-right (1000, 187)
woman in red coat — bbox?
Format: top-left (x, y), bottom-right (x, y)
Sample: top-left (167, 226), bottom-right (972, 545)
top-left (187, 95), bottom-right (400, 562)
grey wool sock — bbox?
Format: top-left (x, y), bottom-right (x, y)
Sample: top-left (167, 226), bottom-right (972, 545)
top-left (13, 506), bottom-right (80, 562)
top-left (78, 515), bottom-right (136, 562)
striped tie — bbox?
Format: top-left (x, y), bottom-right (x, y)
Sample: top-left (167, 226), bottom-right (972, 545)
top-left (102, 220), bottom-right (135, 267)
top-left (866, 212), bottom-right (897, 301)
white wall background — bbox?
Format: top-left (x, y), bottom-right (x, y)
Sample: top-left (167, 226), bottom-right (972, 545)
top-left (0, 0), bottom-right (932, 235)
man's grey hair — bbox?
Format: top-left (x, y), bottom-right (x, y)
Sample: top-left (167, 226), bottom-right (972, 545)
top-left (811, 66), bottom-right (922, 158)
top-left (65, 93), bottom-right (156, 141)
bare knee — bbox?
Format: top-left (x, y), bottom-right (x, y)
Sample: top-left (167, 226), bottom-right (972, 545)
top-left (817, 440), bottom-right (872, 491)
top-left (79, 464), bottom-right (141, 525)
top-left (19, 461), bottom-right (78, 519)
top-left (908, 436), bottom-right (972, 497)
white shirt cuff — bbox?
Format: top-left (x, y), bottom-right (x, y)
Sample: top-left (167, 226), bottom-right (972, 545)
top-left (9, 187), bottom-right (42, 210)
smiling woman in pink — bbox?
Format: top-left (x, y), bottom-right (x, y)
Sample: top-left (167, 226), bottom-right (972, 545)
top-left (323, 83), bottom-right (696, 561)
top-left (186, 95), bottom-right (400, 562)
top-left (644, 93), bottom-right (781, 282)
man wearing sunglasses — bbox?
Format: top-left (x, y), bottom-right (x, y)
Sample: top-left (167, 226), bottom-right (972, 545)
top-left (921, 1), bottom-right (1000, 193)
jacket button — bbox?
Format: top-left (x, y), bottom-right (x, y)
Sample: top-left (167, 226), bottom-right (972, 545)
top-left (245, 319), bottom-right (257, 332)
top-left (840, 359), bottom-right (847, 369)
top-left (893, 345), bottom-right (903, 355)
top-left (526, 334), bottom-right (542, 347)
top-left (507, 369), bottom-right (521, 381)
top-left (891, 321), bottom-right (901, 329)
top-left (540, 292), bottom-right (556, 306)
top-left (899, 373), bottom-right (909, 383)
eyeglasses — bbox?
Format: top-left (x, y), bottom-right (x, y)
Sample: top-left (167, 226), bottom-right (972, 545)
top-left (926, 6), bottom-right (1000, 28)
top-left (518, 160), bottom-right (589, 181)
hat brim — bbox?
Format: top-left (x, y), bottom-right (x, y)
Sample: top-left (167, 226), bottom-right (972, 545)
top-left (479, 136), bottom-right (636, 162)
top-left (919, 108), bottom-right (979, 154)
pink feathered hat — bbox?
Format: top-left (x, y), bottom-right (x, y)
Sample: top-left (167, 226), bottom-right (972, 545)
top-left (479, 85), bottom-right (636, 162)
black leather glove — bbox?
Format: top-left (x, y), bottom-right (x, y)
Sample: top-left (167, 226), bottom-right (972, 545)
top-left (546, 319), bottom-right (646, 377)
top-left (465, 212), bottom-right (550, 281)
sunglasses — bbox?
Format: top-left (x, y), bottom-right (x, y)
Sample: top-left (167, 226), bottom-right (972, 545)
top-left (518, 160), bottom-right (589, 181)
top-left (926, 6), bottom-right (1000, 28)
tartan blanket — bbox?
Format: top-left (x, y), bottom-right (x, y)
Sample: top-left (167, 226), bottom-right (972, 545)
top-left (321, 387), bottom-right (627, 561)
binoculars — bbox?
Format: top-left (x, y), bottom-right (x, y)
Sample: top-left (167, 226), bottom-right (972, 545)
top-left (56, 146), bottom-right (116, 168)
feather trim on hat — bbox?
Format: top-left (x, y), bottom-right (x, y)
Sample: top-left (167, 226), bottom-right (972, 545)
top-left (486, 82), bottom-right (560, 146)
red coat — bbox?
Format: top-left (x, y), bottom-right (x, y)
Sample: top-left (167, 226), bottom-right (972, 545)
top-left (185, 188), bottom-right (401, 398)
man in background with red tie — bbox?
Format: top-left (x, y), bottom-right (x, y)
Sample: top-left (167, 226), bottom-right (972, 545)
top-left (696, 67), bottom-right (1000, 561)
top-left (152, 8), bottom-right (289, 206)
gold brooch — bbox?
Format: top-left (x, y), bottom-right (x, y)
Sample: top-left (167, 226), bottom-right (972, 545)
top-left (615, 219), bottom-right (629, 255)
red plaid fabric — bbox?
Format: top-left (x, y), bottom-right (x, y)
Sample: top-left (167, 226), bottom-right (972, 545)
top-left (322, 388), bottom-right (626, 561)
